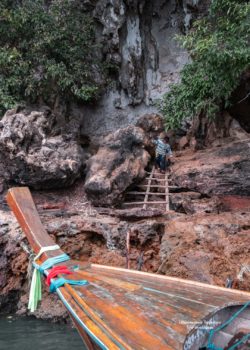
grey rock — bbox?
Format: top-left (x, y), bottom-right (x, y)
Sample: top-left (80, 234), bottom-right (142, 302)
top-left (0, 108), bottom-right (85, 190)
top-left (84, 125), bottom-right (150, 206)
top-left (136, 114), bottom-right (165, 134)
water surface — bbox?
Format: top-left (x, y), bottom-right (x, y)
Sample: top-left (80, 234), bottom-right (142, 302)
top-left (0, 315), bottom-right (85, 350)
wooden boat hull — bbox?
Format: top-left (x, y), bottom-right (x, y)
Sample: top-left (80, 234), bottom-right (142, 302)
top-left (6, 187), bottom-right (250, 349)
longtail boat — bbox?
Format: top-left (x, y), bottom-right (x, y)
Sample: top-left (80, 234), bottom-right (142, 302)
top-left (6, 187), bottom-right (250, 349)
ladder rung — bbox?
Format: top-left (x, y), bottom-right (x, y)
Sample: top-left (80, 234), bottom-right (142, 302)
top-left (145, 170), bottom-right (170, 175)
top-left (137, 185), bottom-right (178, 189)
top-left (145, 177), bottom-right (166, 181)
top-left (124, 201), bottom-right (169, 205)
top-left (126, 191), bottom-right (166, 196)
top-left (138, 185), bottom-right (166, 188)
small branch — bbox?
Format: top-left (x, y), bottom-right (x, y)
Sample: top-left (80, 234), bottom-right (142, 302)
top-left (236, 91), bottom-right (250, 104)
top-left (137, 252), bottom-right (144, 271)
top-left (126, 230), bottom-right (131, 269)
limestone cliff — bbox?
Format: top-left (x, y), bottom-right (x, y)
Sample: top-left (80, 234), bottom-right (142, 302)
top-left (76, 0), bottom-right (210, 136)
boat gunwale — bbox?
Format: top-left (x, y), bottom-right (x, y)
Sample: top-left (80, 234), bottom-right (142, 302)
top-left (90, 264), bottom-right (250, 298)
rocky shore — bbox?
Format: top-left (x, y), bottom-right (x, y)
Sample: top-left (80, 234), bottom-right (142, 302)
top-left (0, 108), bottom-right (249, 321)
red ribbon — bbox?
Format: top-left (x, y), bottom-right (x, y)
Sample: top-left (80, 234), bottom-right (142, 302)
top-left (46, 265), bottom-right (72, 286)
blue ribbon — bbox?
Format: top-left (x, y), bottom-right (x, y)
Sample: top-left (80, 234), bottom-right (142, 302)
top-left (50, 277), bottom-right (89, 293)
top-left (33, 253), bottom-right (70, 273)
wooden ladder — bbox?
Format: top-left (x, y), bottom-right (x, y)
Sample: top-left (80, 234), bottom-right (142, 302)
top-left (124, 166), bottom-right (172, 212)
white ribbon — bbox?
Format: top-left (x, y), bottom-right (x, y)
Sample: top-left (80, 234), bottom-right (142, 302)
top-left (34, 245), bottom-right (60, 262)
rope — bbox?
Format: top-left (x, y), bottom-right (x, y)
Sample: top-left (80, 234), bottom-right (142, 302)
top-left (49, 277), bottom-right (88, 293)
top-left (28, 245), bottom-right (69, 313)
top-left (207, 301), bottom-right (250, 350)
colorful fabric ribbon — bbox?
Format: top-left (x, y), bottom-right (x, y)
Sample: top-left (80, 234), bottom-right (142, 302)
top-left (28, 245), bottom-right (69, 313)
top-left (49, 278), bottom-right (89, 293)
top-left (46, 265), bottom-right (72, 286)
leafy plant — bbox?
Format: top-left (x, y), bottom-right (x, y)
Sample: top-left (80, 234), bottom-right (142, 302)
top-left (0, 0), bottom-right (104, 115)
top-left (160, 0), bottom-right (250, 129)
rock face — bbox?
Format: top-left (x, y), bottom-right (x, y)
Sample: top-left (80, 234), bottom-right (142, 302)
top-left (185, 111), bottom-right (249, 149)
top-left (169, 192), bottom-right (221, 214)
top-left (0, 108), bottom-right (85, 192)
top-left (80, 0), bottom-right (210, 136)
top-left (172, 139), bottom-right (250, 196)
top-left (159, 211), bottom-right (250, 289)
top-left (84, 125), bottom-right (150, 206)
top-left (0, 211), bottom-right (27, 313)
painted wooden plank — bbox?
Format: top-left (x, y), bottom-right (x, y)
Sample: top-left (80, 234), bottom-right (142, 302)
top-left (69, 314), bottom-right (99, 350)
top-left (110, 273), bottom-right (236, 308)
top-left (71, 284), bottom-right (181, 349)
top-left (6, 187), bottom-right (63, 258)
top-left (72, 270), bottom-right (208, 326)
top-left (81, 268), bottom-right (249, 317)
top-left (90, 265), bottom-right (250, 299)
top-left (69, 266), bottom-right (225, 335)
top-left (60, 286), bottom-right (126, 350)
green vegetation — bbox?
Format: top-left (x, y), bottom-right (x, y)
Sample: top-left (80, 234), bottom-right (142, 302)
top-left (0, 0), bottom-right (104, 114)
top-left (160, 0), bottom-right (250, 129)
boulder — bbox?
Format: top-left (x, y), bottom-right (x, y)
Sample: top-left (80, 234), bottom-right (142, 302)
top-left (172, 139), bottom-right (250, 196)
top-left (135, 114), bottom-right (164, 135)
top-left (136, 114), bottom-right (166, 156)
top-left (0, 108), bottom-right (85, 191)
top-left (177, 136), bottom-right (189, 150)
top-left (170, 192), bottom-right (201, 212)
top-left (182, 196), bottom-right (220, 214)
top-left (84, 125), bottom-right (150, 206)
